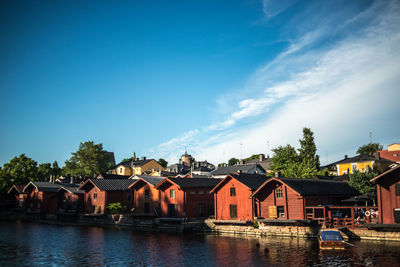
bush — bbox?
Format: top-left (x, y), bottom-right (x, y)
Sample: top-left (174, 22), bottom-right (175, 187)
top-left (107, 202), bottom-right (124, 214)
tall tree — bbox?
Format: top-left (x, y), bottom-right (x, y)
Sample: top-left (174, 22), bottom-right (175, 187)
top-left (38, 163), bottom-right (52, 182)
top-left (158, 158), bottom-right (168, 168)
top-left (63, 141), bottom-right (112, 178)
top-left (298, 127), bottom-right (320, 169)
top-left (357, 142), bottom-right (383, 156)
top-left (0, 154), bottom-right (38, 198)
top-left (271, 145), bottom-right (299, 173)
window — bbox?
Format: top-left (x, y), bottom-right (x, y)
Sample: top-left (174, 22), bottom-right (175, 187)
top-left (229, 204), bottom-right (237, 219)
top-left (170, 189), bottom-right (175, 199)
top-left (352, 164), bottom-right (358, 172)
top-left (68, 195), bottom-right (71, 201)
top-left (276, 189), bottom-right (283, 199)
top-left (145, 190), bottom-right (150, 199)
top-left (277, 206), bottom-right (285, 218)
top-left (93, 193), bottom-right (97, 201)
top-left (119, 167), bottom-right (123, 174)
top-left (230, 187), bottom-right (236, 196)
top-left (128, 194), bottom-right (132, 201)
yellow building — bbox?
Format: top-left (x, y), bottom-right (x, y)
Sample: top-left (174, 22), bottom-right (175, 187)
top-left (111, 157), bottom-right (165, 176)
top-left (335, 154), bottom-right (394, 175)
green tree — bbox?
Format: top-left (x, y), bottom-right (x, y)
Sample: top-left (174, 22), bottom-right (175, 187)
top-left (38, 163), bottom-right (52, 182)
top-left (228, 158), bottom-right (239, 166)
top-left (348, 170), bottom-right (377, 194)
top-left (357, 142), bottom-right (383, 156)
top-left (63, 141), bottom-right (112, 178)
top-left (51, 161), bottom-right (62, 178)
top-left (0, 154), bottom-right (39, 198)
top-left (271, 145), bottom-right (299, 173)
top-left (158, 158), bottom-right (168, 168)
top-left (298, 127), bottom-right (319, 168)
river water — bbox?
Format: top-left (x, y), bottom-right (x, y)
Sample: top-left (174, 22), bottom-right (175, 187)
top-left (0, 221), bottom-right (399, 266)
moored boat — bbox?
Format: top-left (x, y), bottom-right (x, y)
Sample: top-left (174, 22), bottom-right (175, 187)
top-left (318, 229), bottom-right (345, 250)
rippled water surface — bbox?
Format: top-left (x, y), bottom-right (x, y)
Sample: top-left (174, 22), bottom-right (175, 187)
top-left (0, 221), bottom-right (399, 266)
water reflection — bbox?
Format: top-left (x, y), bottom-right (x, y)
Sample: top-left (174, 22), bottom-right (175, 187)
top-left (0, 221), bottom-right (399, 266)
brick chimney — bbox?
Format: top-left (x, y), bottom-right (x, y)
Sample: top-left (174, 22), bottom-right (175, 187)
top-left (259, 154), bottom-right (265, 162)
top-left (141, 156), bottom-right (146, 160)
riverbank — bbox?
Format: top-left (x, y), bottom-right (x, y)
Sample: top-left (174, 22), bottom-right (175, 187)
top-left (1, 211), bottom-right (400, 242)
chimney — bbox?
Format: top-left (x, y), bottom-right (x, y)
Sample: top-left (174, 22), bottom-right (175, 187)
top-left (237, 169), bottom-right (242, 174)
top-left (259, 154), bottom-right (265, 162)
top-left (70, 176), bottom-right (74, 185)
top-left (275, 171), bottom-right (280, 178)
top-left (141, 156), bottom-right (146, 160)
top-left (344, 155), bottom-right (348, 159)
top-left (239, 160), bottom-right (244, 165)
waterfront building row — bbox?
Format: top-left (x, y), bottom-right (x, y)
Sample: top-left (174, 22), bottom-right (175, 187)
top-left (7, 167), bottom-right (400, 226)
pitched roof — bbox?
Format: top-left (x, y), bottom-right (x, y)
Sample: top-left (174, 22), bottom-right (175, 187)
top-left (23, 182), bottom-right (63, 193)
top-left (96, 173), bottom-right (131, 179)
top-left (8, 184), bottom-right (26, 194)
top-left (80, 179), bottom-right (136, 191)
top-left (193, 166), bottom-right (212, 172)
top-left (133, 175), bottom-right (165, 187)
top-left (211, 173), bottom-right (268, 193)
top-left (253, 177), bottom-right (359, 197)
top-left (157, 178), bottom-right (221, 189)
top-left (246, 157), bottom-right (273, 171)
top-left (210, 164), bottom-right (265, 176)
top-left (370, 165), bottom-right (400, 183)
top-left (59, 185), bottom-right (85, 194)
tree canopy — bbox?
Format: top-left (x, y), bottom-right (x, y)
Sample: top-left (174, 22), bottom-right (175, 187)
top-left (63, 141), bottom-right (114, 178)
top-left (228, 158), bottom-right (239, 166)
top-left (357, 142), bottom-right (383, 156)
top-left (158, 158), bottom-right (168, 168)
top-left (0, 154), bottom-right (38, 198)
top-left (271, 127), bottom-right (319, 178)
top-left (348, 170), bottom-right (377, 195)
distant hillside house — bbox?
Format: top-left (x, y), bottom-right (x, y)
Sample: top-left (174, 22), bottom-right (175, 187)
top-left (165, 151), bottom-right (215, 175)
top-left (326, 154), bottom-right (394, 176)
top-left (210, 164), bottom-right (266, 179)
top-left (245, 154), bottom-right (273, 173)
top-left (110, 157), bottom-right (165, 176)
top-left (377, 143), bottom-right (400, 164)
top-left (192, 166), bottom-right (213, 176)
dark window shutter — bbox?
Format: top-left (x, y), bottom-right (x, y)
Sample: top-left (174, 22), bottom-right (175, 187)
top-left (395, 184), bottom-right (400, 196)
top-left (230, 204), bottom-right (237, 219)
top-left (394, 209), bottom-right (400, 223)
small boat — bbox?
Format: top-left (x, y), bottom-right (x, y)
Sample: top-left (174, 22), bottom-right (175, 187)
top-left (318, 229), bottom-right (345, 250)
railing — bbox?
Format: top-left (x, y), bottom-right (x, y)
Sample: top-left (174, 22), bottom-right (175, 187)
top-left (306, 206), bottom-right (378, 228)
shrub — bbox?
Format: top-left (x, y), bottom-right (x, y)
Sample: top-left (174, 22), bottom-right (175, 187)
top-left (107, 202), bottom-right (124, 214)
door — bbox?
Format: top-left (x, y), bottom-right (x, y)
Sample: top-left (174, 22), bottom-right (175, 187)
top-left (168, 204), bottom-right (177, 217)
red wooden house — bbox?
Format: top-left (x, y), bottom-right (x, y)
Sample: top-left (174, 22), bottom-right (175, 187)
top-left (8, 185), bottom-right (27, 210)
top-left (370, 165), bottom-right (400, 224)
top-left (252, 177), bottom-right (359, 220)
top-left (211, 173), bottom-right (268, 221)
top-left (78, 179), bottom-right (135, 214)
top-left (128, 175), bottom-right (164, 215)
top-left (23, 182), bottom-right (62, 215)
top-left (57, 186), bottom-right (85, 214)
top-left (156, 178), bottom-right (220, 218)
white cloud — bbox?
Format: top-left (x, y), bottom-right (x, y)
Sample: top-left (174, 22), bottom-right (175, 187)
top-left (150, 0), bottom-right (400, 166)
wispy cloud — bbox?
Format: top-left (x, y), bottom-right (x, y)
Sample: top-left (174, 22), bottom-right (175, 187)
top-left (262, 0), bottom-right (298, 20)
top-left (151, 0), bottom-right (400, 165)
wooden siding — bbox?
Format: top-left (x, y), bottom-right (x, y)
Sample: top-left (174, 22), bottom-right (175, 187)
top-left (134, 184), bottom-right (161, 214)
top-left (214, 177), bottom-right (254, 221)
top-left (376, 172), bottom-right (400, 224)
top-left (159, 184), bottom-right (214, 218)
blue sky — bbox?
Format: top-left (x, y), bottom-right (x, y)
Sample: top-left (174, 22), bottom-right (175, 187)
top-left (1, 0), bottom-right (399, 167)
